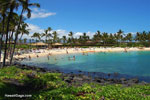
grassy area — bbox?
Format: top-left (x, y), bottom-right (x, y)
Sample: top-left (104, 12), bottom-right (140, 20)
top-left (0, 66), bottom-right (150, 100)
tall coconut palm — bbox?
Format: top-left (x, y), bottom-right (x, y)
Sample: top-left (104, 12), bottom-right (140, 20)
top-left (141, 31), bottom-right (147, 42)
top-left (117, 29), bottom-right (123, 45)
top-left (52, 31), bottom-right (59, 43)
top-left (8, 13), bottom-right (20, 60)
top-left (0, 6), bottom-right (8, 63)
top-left (19, 22), bottom-right (29, 40)
top-left (126, 33), bottom-right (132, 43)
top-left (108, 33), bottom-right (115, 44)
top-left (62, 36), bottom-right (67, 44)
top-left (92, 30), bottom-right (101, 43)
top-left (135, 32), bottom-right (141, 42)
top-left (10, 0), bottom-right (40, 65)
top-left (82, 32), bottom-right (89, 44)
top-left (68, 31), bottom-right (74, 44)
top-left (31, 32), bottom-right (41, 48)
top-left (0, 0), bottom-right (21, 66)
top-left (23, 38), bottom-right (27, 44)
top-left (42, 27), bottom-right (52, 44)
top-left (47, 27), bottom-right (52, 33)
top-left (102, 32), bottom-right (109, 46)
top-left (31, 32), bottom-right (41, 43)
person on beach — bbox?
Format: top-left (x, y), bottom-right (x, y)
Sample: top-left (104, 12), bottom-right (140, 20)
top-left (29, 55), bottom-right (31, 60)
top-left (124, 48), bottom-right (127, 53)
top-left (66, 50), bottom-right (68, 54)
top-left (49, 53), bottom-right (52, 55)
top-left (37, 55), bottom-right (39, 58)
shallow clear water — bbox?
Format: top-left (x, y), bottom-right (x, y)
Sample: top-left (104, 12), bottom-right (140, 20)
top-left (22, 51), bottom-right (150, 77)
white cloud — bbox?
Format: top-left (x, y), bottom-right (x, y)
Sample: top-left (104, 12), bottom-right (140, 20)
top-left (73, 31), bottom-right (94, 38)
top-left (74, 32), bottom-right (83, 38)
top-left (56, 31), bottom-right (94, 39)
top-left (24, 8), bottom-right (56, 19)
top-left (27, 23), bottom-right (44, 38)
top-left (55, 29), bottom-right (68, 37)
top-left (25, 23), bottom-right (95, 39)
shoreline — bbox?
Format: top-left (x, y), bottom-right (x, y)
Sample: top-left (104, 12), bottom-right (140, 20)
top-left (13, 63), bottom-right (149, 85)
top-left (12, 47), bottom-right (150, 60)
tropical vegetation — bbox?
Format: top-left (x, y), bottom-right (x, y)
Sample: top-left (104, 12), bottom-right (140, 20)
top-left (0, 0), bottom-right (40, 67)
top-left (0, 66), bottom-right (150, 100)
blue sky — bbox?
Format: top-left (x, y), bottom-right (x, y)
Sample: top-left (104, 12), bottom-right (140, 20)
top-left (25, 0), bottom-right (150, 38)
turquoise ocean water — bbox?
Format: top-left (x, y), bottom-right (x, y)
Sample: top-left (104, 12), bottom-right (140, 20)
top-left (22, 51), bottom-right (150, 77)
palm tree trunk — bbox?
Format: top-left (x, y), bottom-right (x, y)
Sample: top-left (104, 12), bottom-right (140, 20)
top-left (0, 32), bottom-right (3, 65)
top-left (0, 15), bottom-right (5, 66)
top-left (9, 30), bottom-right (14, 58)
top-left (3, 6), bottom-right (14, 67)
top-left (10, 8), bottom-right (24, 65)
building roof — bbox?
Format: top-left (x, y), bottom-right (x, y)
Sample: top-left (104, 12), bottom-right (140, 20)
top-left (31, 42), bottom-right (48, 46)
top-left (52, 43), bottom-right (63, 46)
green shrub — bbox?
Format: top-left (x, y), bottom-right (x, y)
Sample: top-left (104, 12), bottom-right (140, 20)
top-left (0, 66), bottom-right (150, 100)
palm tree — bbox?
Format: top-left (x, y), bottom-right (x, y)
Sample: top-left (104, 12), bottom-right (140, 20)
top-left (31, 32), bottom-right (41, 43)
top-left (126, 33), bottom-right (132, 43)
top-left (102, 32), bottom-right (109, 46)
top-left (10, 0), bottom-right (40, 65)
top-left (8, 13), bottom-right (20, 60)
top-left (78, 36), bottom-right (83, 44)
top-left (68, 31), bottom-right (74, 44)
top-left (92, 30), bottom-right (101, 43)
top-left (117, 29), bottom-right (123, 45)
top-left (23, 38), bottom-right (27, 44)
top-left (141, 31), bottom-right (147, 42)
top-left (82, 32), bottom-right (89, 44)
top-left (52, 31), bottom-right (59, 43)
top-left (19, 22), bottom-right (29, 40)
top-left (0, 0), bottom-right (20, 66)
top-left (62, 36), bottom-right (67, 44)
top-left (0, 6), bottom-right (8, 63)
top-left (42, 27), bottom-right (52, 44)
top-left (47, 27), bottom-right (52, 33)
top-left (135, 32), bottom-right (141, 42)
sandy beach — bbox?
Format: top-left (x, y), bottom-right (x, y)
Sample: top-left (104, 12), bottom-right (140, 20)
top-left (11, 47), bottom-right (150, 60)
top-left (1, 47), bottom-right (150, 62)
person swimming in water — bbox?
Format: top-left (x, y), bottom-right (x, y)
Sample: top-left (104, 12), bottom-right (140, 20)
top-left (73, 56), bottom-right (75, 60)
top-left (86, 53), bottom-right (88, 56)
top-left (47, 55), bottom-right (50, 60)
top-left (68, 57), bottom-right (71, 60)
top-left (82, 52), bottom-right (85, 55)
